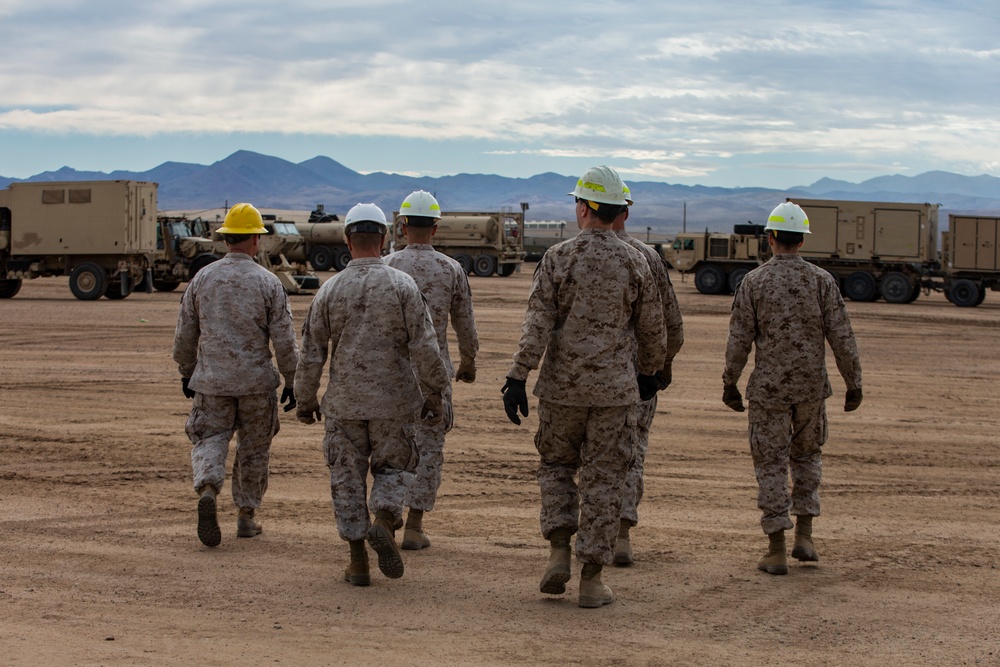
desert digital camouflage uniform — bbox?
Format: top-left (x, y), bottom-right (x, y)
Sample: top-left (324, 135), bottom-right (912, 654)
top-left (173, 252), bottom-right (299, 510)
top-left (724, 253), bottom-right (862, 534)
top-left (295, 257), bottom-right (450, 542)
top-left (384, 243), bottom-right (479, 511)
top-left (508, 228), bottom-right (667, 564)
top-left (616, 231), bottom-right (685, 527)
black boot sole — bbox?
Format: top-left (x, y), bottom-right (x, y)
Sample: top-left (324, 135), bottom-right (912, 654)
top-left (197, 493), bottom-right (221, 548)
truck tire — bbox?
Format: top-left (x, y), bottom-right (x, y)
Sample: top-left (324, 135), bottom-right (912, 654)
top-left (309, 246), bottom-right (334, 271)
top-left (498, 263), bottom-right (516, 277)
top-left (153, 280), bottom-right (181, 292)
top-left (843, 271), bottom-right (878, 302)
top-left (473, 255), bottom-right (497, 277)
top-left (947, 279), bottom-right (979, 307)
top-left (880, 271), bottom-right (912, 304)
top-left (190, 254), bottom-right (219, 280)
top-left (69, 263), bottom-right (109, 300)
top-left (976, 285), bottom-right (987, 305)
top-left (0, 278), bottom-right (22, 298)
top-left (332, 248), bottom-right (352, 272)
top-left (906, 281), bottom-right (921, 303)
top-left (727, 267), bottom-right (750, 293)
top-left (694, 264), bottom-right (726, 295)
top-left (454, 254), bottom-right (472, 274)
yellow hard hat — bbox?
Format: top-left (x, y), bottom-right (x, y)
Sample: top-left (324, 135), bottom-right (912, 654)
top-left (218, 203), bottom-right (267, 235)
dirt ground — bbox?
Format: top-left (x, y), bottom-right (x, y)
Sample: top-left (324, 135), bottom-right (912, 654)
top-left (1, 265), bottom-right (998, 667)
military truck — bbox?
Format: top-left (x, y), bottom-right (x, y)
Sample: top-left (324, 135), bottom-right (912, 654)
top-left (147, 216), bottom-right (227, 292)
top-left (390, 209), bottom-right (525, 277)
top-left (666, 223), bottom-right (769, 294)
top-left (255, 217), bottom-right (320, 293)
top-left (0, 180), bottom-right (157, 300)
top-left (939, 214), bottom-right (1000, 307)
top-left (291, 217), bottom-right (352, 271)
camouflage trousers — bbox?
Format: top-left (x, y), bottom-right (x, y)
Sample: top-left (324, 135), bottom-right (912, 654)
top-left (748, 399), bottom-right (828, 535)
top-left (534, 400), bottom-right (637, 565)
top-left (323, 416), bottom-right (419, 542)
top-left (405, 387), bottom-right (454, 512)
top-left (621, 394), bottom-right (658, 526)
top-left (187, 392), bottom-right (279, 510)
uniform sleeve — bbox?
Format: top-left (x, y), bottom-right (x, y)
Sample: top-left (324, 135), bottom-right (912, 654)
top-left (822, 281), bottom-right (863, 390)
top-left (652, 257), bottom-right (684, 363)
top-left (295, 294), bottom-right (333, 407)
top-left (268, 284), bottom-right (299, 384)
top-left (404, 287), bottom-right (450, 394)
top-left (508, 255), bottom-right (558, 381)
top-left (723, 282), bottom-right (756, 386)
top-left (172, 286), bottom-right (200, 379)
top-left (633, 262), bottom-right (668, 376)
top-left (450, 269), bottom-right (479, 366)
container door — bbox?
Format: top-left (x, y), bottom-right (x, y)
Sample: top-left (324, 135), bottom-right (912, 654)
top-left (799, 205), bottom-right (838, 256)
top-left (873, 208), bottom-right (922, 259)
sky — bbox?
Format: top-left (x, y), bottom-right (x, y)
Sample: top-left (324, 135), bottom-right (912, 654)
top-left (1, 0), bottom-right (998, 189)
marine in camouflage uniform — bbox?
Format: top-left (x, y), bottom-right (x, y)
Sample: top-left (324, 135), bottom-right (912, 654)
top-left (724, 202), bottom-right (862, 575)
top-left (612, 201), bottom-right (685, 565)
top-left (503, 166), bottom-right (667, 608)
top-left (384, 194), bottom-right (479, 549)
top-left (173, 203), bottom-right (299, 548)
top-left (295, 203), bottom-right (450, 585)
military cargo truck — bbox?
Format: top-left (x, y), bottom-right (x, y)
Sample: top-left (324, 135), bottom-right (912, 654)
top-left (390, 209), bottom-right (525, 277)
top-left (666, 223), bottom-right (768, 294)
top-left (0, 180), bottom-right (157, 300)
top-left (939, 214), bottom-right (1000, 307)
top-left (148, 216), bottom-right (226, 292)
top-left (291, 217), bottom-right (352, 271)
top-left (255, 218), bottom-right (320, 293)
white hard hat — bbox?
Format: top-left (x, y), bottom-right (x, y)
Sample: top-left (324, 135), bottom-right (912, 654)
top-left (567, 166), bottom-right (629, 206)
top-left (623, 182), bottom-right (634, 206)
top-left (400, 190), bottom-right (442, 220)
top-left (765, 202), bottom-right (811, 234)
top-left (344, 203), bottom-right (388, 235)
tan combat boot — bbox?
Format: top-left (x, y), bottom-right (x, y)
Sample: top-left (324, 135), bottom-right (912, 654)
top-left (366, 509), bottom-right (404, 579)
top-left (344, 539), bottom-right (371, 586)
top-left (792, 515), bottom-right (819, 562)
top-left (757, 530), bottom-right (788, 575)
top-left (401, 508), bottom-right (431, 550)
top-left (578, 563), bottom-right (614, 608)
top-left (237, 507), bottom-right (262, 538)
top-left (197, 484), bottom-right (221, 548)
top-left (613, 519), bottom-right (633, 566)
top-left (539, 527), bottom-right (572, 595)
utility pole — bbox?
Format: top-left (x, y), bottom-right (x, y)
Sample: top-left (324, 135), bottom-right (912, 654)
top-left (683, 202), bottom-right (687, 233)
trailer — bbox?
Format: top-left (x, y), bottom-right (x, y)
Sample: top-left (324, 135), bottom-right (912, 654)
top-left (0, 180), bottom-right (157, 300)
top-left (390, 209), bottom-right (525, 277)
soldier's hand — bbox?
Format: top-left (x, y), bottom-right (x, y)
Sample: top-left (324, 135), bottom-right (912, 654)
top-left (181, 378), bottom-right (195, 399)
top-left (844, 387), bottom-right (863, 412)
top-left (655, 361), bottom-right (672, 390)
top-left (280, 386), bottom-right (296, 412)
top-left (455, 360), bottom-right (477, 383)
top-left (501, 377), bottom-right (529, 425)
top-left (637, 373), bottom-right (659, 402)
top-left (723, 384), bottom-right (745, 412)
top-left (421, 393), bottom-right (444, 426)
top-left (296, 401), bottom-right (322, 425)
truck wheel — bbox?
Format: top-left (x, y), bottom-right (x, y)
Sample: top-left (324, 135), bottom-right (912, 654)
top-left (473, 255), bottom-right (497, 277)
top-left (332, 248), bottom-right (352, 272)
top-left (309, 246), bottom-right (334, 271)
top-left (843, 271), bottom-right (877, 302)
top-left (69, 263), bottom-right (109, 300)
top-left (0, 278), bottom-right (22, 298)
top-left (727, 268), bottom-right (750, 293)
top-left (948, 279), bottom-right (979, 307)
top-left (906, 281), bottom-right (921, 303)
top-left (694, 265), bottom-right (726, 295)
top-left (976, 285), bottom-right (987, 305)
top-left (190, 254), bottom-right (219, 280)
top-left (498, 263), bottom-right (516, 277)
top-left (880, 271), bottom-right (912, 304)
top-left (454, 254), bottom-right (472, 274)
top-left (152, 280), bottom-right (181, 292)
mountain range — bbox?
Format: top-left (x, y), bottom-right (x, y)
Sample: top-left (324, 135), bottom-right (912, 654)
top-left (3, 150), bottom-right (1000, 234)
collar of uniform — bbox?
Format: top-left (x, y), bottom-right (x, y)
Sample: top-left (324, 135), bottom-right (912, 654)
top-left (403, 243), bottom-right (434, 250)
top-left (578, 227), bottom-right (613, 236)
top-left (224, 252), bottom-right (255, 261)
top-left (771, 253), bottom-right (803, 261)
top-left (348, 257), bottom-right (385, 266)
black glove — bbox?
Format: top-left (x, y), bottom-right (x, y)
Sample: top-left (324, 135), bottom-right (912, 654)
top-left (637, 373), bottom-right (659, 402)
top-left (280, 386), bottom-right (296, 412)
top-left (723, 384), bottom-right (745, 412)
top-left (655, 361), bottom-right (672, 390)
top-left (181, 377), bottom-right (195, 399)
top-left (845, 387), bottom-right (863, 412)
top-left (501, 377), bottom-right (529, 425)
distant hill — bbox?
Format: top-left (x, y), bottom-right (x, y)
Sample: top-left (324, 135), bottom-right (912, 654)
top-left (3, 151), bottom-right (1000, 234)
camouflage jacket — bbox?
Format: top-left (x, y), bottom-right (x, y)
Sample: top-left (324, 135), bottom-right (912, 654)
top-left (617, 231), bottom-right (685, 364)
top-left (724, 253), bottom-right (862, 405)
top-left (173, 252), bottom-right (299, 396)
top-left (384, 243), bottom-right (479, 377)
top-left (295, 257), bottom-right (450, 420)
top-left (508, 228), bottom-right (667, 406)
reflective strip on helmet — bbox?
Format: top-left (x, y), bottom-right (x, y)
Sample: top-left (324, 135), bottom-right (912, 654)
top-left (401, 202), bottom-right (412, 209)
top-left (579, 179), bottom-right (608, 193)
